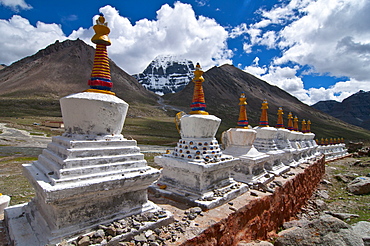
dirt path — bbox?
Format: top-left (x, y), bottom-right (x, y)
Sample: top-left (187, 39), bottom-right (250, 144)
top-left (0, 123), bottom-right (51, 148)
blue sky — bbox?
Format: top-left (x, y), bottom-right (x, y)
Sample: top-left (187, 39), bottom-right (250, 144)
top-left (1, 0), bottom-right (369, 105)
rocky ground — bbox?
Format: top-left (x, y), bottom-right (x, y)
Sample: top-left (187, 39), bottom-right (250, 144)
top-left (266, 156), bottom-right (370, 246)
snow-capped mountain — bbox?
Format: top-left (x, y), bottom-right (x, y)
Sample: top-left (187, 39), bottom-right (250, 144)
top-left (133, 55), bottom-right (195, 95)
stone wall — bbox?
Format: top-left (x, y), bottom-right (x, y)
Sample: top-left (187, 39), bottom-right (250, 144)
top-left (182, 156), bottom-right (325, 246)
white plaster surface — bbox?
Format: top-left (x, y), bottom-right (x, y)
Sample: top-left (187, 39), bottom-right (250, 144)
top-left (8, 134), bottom-right (163, 245)
top-left (252, 127), bottom-right (291, 176)
top-left (180, 114), bottom-right (221, 139)
top-left (155, 155), bottom-right (237, 194)
top-left (60, 92), bottom-right (129, 140)
top-left (222, 128), bottom-right (257, 149)
top-left (152, 156), bottom-right (248, 210)
top-left (221, 127), bottom-right (272, 184)
top-left (0, 195), bottom-right (10, 214)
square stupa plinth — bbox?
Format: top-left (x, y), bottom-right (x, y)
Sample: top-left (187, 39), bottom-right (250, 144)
top-left (222, 128), bottom-right (274, 185)
top-left (152, 114), bottom-right (248, 210)
top-left (275, 128), bottom-right (300, 167)
top-left (5, 92), bottom-right (172, 245)
top-left (253, 126), bottom-right (291, 176)
top-left (302, 132), bottom-right (320, 161)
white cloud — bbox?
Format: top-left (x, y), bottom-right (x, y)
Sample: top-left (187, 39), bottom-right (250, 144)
top-left (0, 0), bottom-right (32, 11)
top-left (243, 57), bottom-right (266, 76)
top-left (0, 3), bottom-right (232, 75)
top-left (235, 0), bottom-right (370, 105)
top-left (0, 15), bottom-right (66, 64)
top-left (72, 3), bottom-right (232, 74)
top-left (244, 60), bottom-right (370, 105)
top-left (245, 64), bottom-right (311, 104)
top-left (307, 79), bottom-right (370, 105)
top-left (273, 0), bottom-right (370, 82)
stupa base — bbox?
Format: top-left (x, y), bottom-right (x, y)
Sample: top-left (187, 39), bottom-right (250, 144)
top-left (153, 155), bottom-right (248, 210)
top-left (228, 148), bottom-right (273, 185)
top-left (149, 180), bottom-right (248, 211)
top-left (5, 201), bottom-right (173, 246)
top-left (232, 170), bottom-right (275, 186)
top-left (268, 163), bottom-right (291, 176)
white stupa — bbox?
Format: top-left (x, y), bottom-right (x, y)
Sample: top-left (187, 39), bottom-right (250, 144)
top-left (152, 64), bottom-right (248, 210)
top-left (5, 15), bottom-right (171, 245)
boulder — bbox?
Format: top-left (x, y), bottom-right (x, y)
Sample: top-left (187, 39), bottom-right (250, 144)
top-left (348, 142), bottom-right (363, 153)
top-left (352, 221), bottom-right (370, 246)
top-left (275, 215), bottom-right (364, 246)
top-left (348, 177), bottom-right (370, 195)
top-left (325, 211), bottom-right (360, 221)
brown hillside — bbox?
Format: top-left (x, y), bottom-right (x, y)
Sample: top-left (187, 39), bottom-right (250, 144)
top-left (0, 39), bottom-right (158, 105)
top-left (163, 64), bottom-right (370, 140)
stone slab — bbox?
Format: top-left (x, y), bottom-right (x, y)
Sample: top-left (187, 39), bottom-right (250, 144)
top-left (149, 181), bottom-right (249, 211)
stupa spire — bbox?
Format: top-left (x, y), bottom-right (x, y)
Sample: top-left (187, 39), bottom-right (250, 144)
top-left (237, 92), bottom-right (249, 128)
top-left (86, 14), bottom-right (114, 95)
top-left (287, 112), bottom-right (294, 130)
top-left (190, 63), bottom-right (208, 115)
top-left (301, 119), bottom-right (307, 133)
top-left (259, 99), bottom-right (269, 127)
top-left (306, 120), bottom-right (311, 133)
top-left (293, 116), bottom-right (299, 131)
top-left (276, 107), bottom-right (284, 128)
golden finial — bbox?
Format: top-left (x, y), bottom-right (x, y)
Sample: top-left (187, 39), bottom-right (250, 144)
top-left (190, 63), bottom-right (208, 115)
top-left (287, 112), bottom-right (293, 130)
top-left (91, 14), bottom-right (111, 46)
top-left (301, 119), bottom-right (306, 133)
top-left (306, 120), bottom-right (311, 133)
top-left (86, 13), bottom-right (114, 95)
top-left (293, 116), bottom-right (299, 131)
top-left (276, 107), bottom-right (284, 128)
top-left (259, 99), bottom-right (269, 127)
top-left (237, 92), bottom-right (249, 128)
top-left (97, 15), bottom-right (107, 26)
top-left (193, 63), bottom-right (205, 82)
top-left (321, 138), bottom-right (325, 145)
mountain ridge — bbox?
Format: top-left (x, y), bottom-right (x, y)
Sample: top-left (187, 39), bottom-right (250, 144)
top-left (312, 90), bottom-right (370, 131)
top-left (163, 64), bottom-right (370, 140)
top-left (0, 39), bottom-right (158, 105)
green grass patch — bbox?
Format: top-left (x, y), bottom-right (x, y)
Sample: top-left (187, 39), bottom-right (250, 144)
top-left (123, 117), bottom-right (180, 146)
top-left (0, 156), bottom-right (38, 205)
top-left (325, 157), bottom-right (370, 224)
top-left (143, 152), bottom-right (162, 170)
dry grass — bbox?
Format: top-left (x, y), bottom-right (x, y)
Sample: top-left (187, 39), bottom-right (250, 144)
top-left (324, 156), bottom-right (370, 224)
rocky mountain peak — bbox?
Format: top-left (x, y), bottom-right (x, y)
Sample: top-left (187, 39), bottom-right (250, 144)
top-left (133, 55), bottom-right (194, 95)
top-left (311, 90), bottom-right (370, 131)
